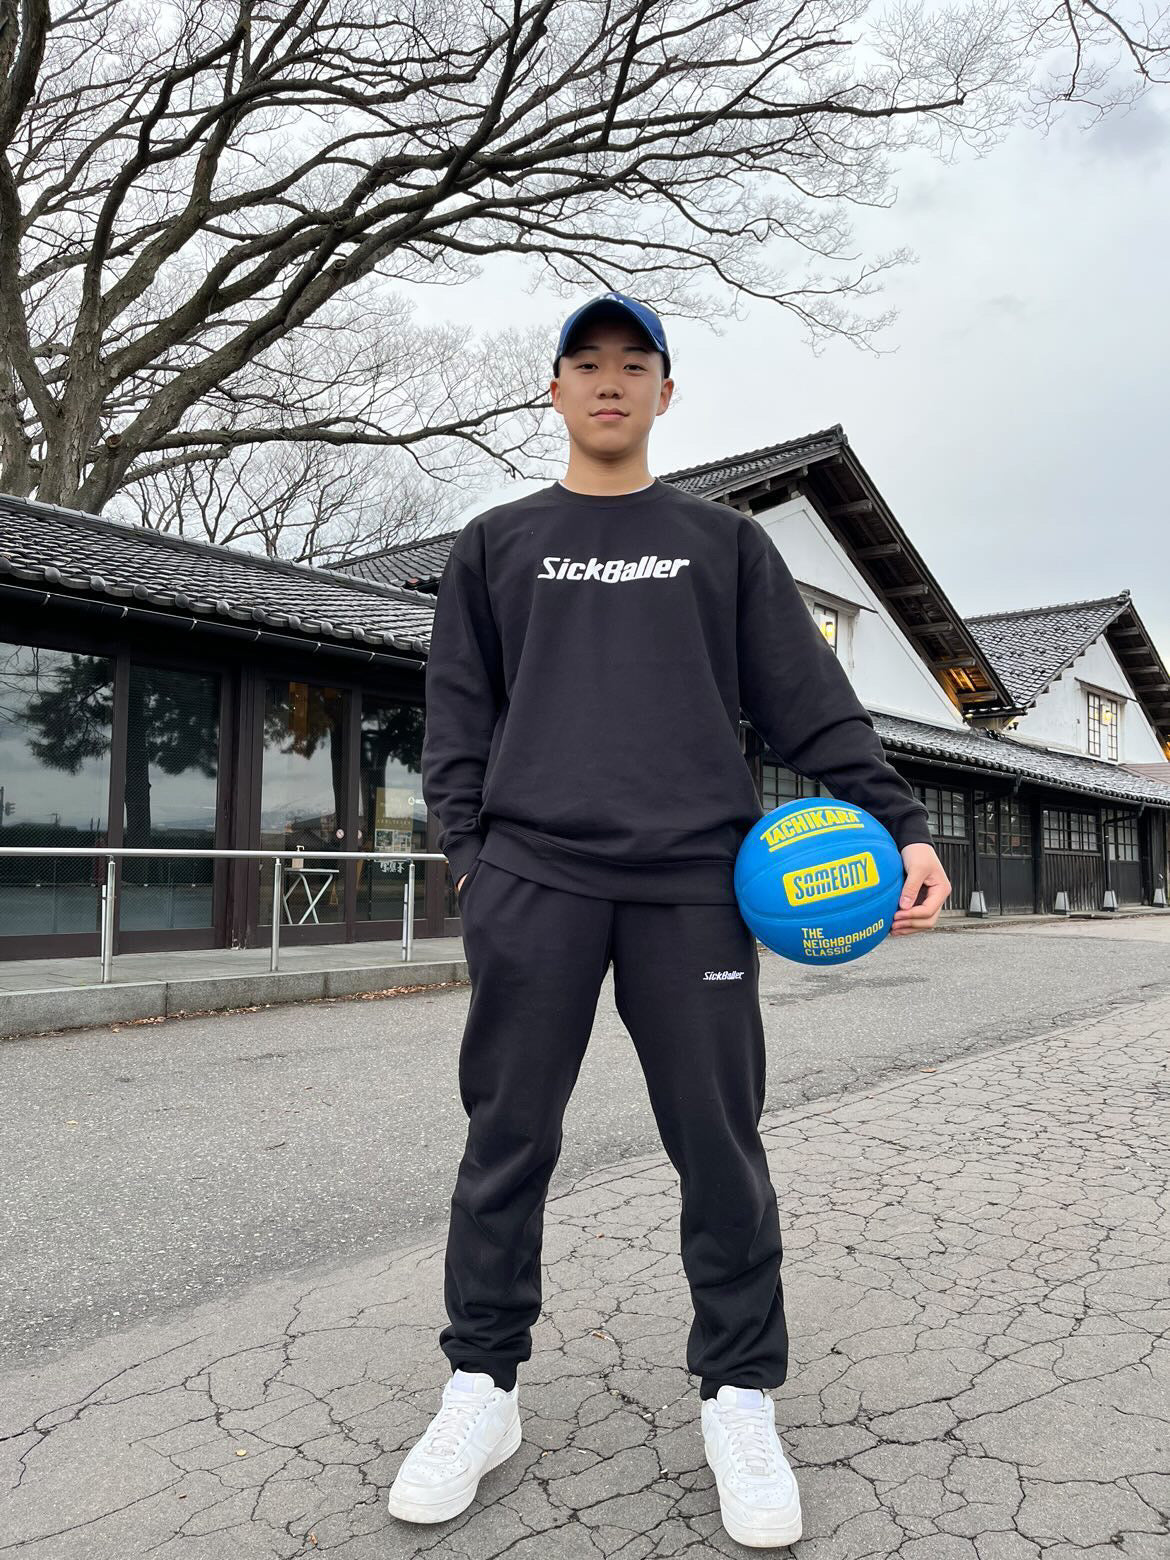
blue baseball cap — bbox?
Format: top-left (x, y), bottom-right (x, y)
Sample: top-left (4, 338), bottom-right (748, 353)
top-left (553, 290), bottom-right (671, 378)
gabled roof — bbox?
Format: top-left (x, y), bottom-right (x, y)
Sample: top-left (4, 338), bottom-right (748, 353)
top-left (659, 427), bottom-right (1015, 720)
top-left (338, 528), bottom-right (461, 595)
top-left (966, 592), bottom-right (1170, 750)
top-left (870, 711), bottom-right (1170, 809)
top-left (0, 492), bottom-right (435, 657)
top-left (660, 426), bottom-right (847, 499)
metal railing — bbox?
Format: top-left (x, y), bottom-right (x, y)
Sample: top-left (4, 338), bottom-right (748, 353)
top-left (0, 846), bottom-right (453, 982)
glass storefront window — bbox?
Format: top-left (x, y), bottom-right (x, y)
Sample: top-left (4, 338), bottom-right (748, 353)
top-left (356, 697), bottom-right (430, 920)
top-left (0, 641), bottom-right (113, 935)
top-left (259, 680), bottom-right (346, 926)
top-left (120, 664), bottom-right (221, 930)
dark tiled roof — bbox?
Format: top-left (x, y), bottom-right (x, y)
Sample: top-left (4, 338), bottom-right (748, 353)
top-left (871, 710), bottom-right (1170, 807)
top-left (0, 493), bottom-right (436, 654)
top-left (659, 426), bottom-right (847, 496)
top-left (337, 528), bottom-right (461, 594)
top-left (965, 594), bottom-right (1132, 707)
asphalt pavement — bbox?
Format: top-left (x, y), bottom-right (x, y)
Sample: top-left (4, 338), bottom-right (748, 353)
top-left (4, 918), bottom-right (1169, 1372)
top-left (1, 917), bottom-right (1168, 1556)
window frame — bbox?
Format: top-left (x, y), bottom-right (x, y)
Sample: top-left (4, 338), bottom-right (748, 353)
top-left (911, 782), bottom-right (968, 841)
top-left (1086, 688), bottom-right (1120, 762)
top-left (1042, 806), bottom-right (1099, 853)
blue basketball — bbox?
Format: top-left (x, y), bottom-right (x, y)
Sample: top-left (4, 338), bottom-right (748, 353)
top-left (734, 799), bottom-right (904, 965)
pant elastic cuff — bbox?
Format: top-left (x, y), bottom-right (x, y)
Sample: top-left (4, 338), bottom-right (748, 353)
top-left (448, 1359), bottom-right (517, 1392)
top-left (699, 1377), bottom-right (779, 1400)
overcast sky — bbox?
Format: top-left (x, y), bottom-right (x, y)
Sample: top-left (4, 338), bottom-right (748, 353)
top-left (423, 91), bottom-right (1170, 670)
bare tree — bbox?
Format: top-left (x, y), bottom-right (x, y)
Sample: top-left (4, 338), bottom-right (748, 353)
top-left (0, 0), bottom-right (1165, 556)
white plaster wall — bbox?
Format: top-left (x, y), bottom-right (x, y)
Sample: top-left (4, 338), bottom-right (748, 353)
top-left (754, 497), bottom-right (965, 729)
top-left (1010, 635), bottom-right (1166, 761)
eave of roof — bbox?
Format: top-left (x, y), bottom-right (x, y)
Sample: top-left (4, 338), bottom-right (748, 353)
top-left (870, 710), bottom-right (1170, 808)
top-left (336, 526), bottom-right (462, 595)
top-left (660, 429), bottom-right (1016, 721)
top-left (0, 491), bottom-right (436, 657)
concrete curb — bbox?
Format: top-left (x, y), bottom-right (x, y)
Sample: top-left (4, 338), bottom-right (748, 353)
top-left (0, 958), bottom-right (469, 1041)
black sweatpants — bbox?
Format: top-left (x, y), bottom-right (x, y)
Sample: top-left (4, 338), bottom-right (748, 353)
top-left (439, 857), bottom-right (789, 1400)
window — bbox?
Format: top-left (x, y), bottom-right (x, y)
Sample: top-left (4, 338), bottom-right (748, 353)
top-left (976, 799), bottom-right (995, 856)
top-left (1087, 690), bottom-right (1119, 761)
top-left (1103, 808), bottom-right (1139, 862)
top-left (1070, 811), bottom-right (1098, 851)
top-left (1002, 799), bottom-right (1032, 857)
top-left (812, 602), bottom-right (839, 655)
top-left (798, 592), bottom-right (845, 658)
top-left (356, 697), bottom-right (429, 920)
top-left (1043, 807), bottom-right (1099, 852)
top-left (911, 783), bottom-right (967, 840)
top-left (0, 641), bottom-right (114, 936)
top-left (258, 679), bottom-right (346, 926)
top-left (121, 664), bottom-right (221, 931)
top-left (761, 763), bottom-right (827, 808)
top-left (977, 797), bottom-right (1031, 857)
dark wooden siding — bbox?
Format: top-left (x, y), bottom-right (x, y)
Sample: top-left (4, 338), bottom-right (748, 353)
top-left (933, 839), bottom-right (969, 911)
top-left (1040, 851), bottom-right (1103, 912)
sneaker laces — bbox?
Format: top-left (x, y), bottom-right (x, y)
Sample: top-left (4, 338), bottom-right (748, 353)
top-left (419, 1392), bottom-right (491, 1460)
top-left (721, 1402), bottom-right (785, 1479)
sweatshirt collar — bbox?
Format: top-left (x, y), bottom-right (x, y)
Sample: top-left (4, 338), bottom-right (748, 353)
top-left (550, 477), bottom-right (663, 507)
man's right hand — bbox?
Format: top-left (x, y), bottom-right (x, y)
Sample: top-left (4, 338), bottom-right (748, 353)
top-left (457, 872), bottom-right (468, 894)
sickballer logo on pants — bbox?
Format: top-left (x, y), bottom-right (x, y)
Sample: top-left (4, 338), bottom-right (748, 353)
top-left (702, 969), bottom-right (745, 981)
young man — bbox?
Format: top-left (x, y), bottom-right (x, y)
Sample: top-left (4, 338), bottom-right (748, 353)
top-left (390, 291), bottom-right (952, 1546)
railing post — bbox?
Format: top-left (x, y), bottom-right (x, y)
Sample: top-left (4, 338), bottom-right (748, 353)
top-left (99, 870), bottom-right (107, 982)
top-left (101, 856), bottom-right (116, 984)
top-left (270, 858), bottom-right (283, 972)
top-left (402, 859), bottom-right (415, 962)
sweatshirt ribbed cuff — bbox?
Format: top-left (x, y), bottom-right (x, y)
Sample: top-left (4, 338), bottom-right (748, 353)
top-left (444, 833), bottom-right (485, 887)
top-left (892, 818), bottom-right (936, 851)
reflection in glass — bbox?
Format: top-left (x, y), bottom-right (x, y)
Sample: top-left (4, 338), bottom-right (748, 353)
top-left (259, 680), bottom-right (345, 926)
top-left (356, 698), bottom-right (431, 920)
top-left (121, 664), bottom-right (220, 930)
top-left (0, 641), bottom-right (113, 935)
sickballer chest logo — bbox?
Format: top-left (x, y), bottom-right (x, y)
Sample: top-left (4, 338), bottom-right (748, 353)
top-left (537, 554), bottom-right (691, 584)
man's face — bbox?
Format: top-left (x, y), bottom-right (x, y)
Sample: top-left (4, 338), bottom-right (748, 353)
top-left (550, 317), bottom-right (673, 454)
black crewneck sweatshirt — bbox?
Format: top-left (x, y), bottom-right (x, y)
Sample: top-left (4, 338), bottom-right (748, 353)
top-left (421, 477), bottom-right (934, 903)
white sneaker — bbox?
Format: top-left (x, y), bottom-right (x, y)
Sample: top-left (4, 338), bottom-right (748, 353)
top-left (387, 1369), bottom-right (522, 1524)
top-left (701, 1385), bottom-right (803, 1548)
